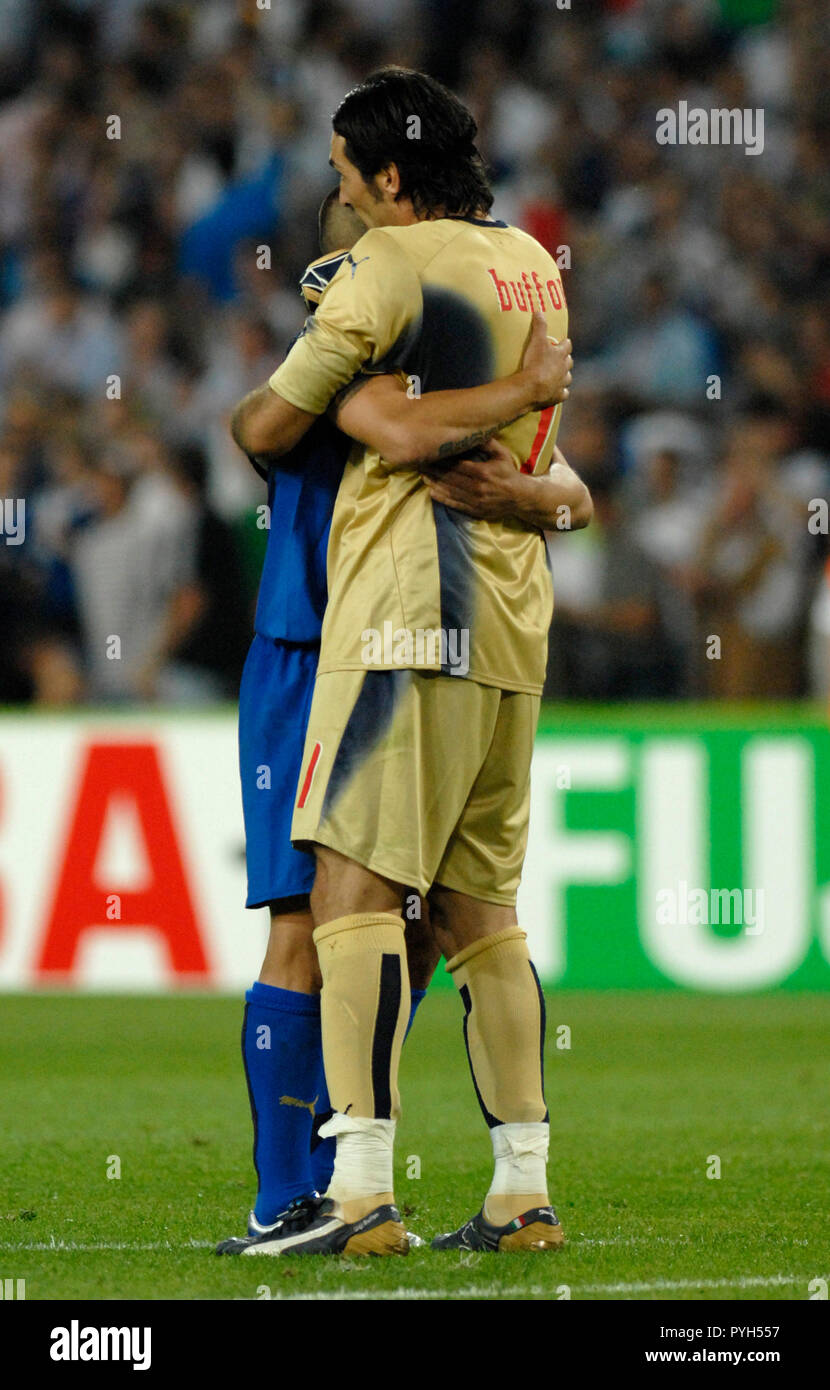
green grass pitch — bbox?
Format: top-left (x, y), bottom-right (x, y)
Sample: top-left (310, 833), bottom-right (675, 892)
top-left (1, 991), bottom-right (828, 1301)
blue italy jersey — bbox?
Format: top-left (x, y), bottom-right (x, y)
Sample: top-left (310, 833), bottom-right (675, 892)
top-left (252, 247), bottom-right (353, 644)
top-left (253, 419), bottom-right (350, 643)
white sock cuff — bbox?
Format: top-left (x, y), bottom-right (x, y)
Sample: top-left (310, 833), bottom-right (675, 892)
top-left (491, 1121), bottom-right (550, 1162)
top-left (318, 1113), bottom-right (396, 1145)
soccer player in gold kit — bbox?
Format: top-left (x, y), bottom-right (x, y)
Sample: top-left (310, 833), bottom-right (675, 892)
top-left (225, 69), bottom-right (589, 1257)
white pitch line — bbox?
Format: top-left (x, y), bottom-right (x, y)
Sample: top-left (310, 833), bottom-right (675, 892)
top-left (257, 1287), bottom-right (575, 1301)
top-left (255, 1278), bottom-right (817, 1301)
top-left (579, 1274), bottom-right (811, 1295)
top-left (0, 1234), bottom-right (678, 1254)
top-left (3, 1244), bottom-right (823, 1300)
top-left (257, 1274), bottom-right (820, 1301)
top-left (3, 1243), bottom-right (818, 1300)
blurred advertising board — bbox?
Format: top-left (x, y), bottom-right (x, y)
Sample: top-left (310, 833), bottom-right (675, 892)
top-left (0, 706), bottom-right (828, 992)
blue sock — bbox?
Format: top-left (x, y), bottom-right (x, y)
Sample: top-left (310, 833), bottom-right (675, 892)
top-left (242, 981), bottom-right (323, 1225)
top-left (309, 987), bottom-right (428, 1195)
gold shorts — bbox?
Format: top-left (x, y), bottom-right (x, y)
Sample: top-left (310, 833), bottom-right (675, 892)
top-left (291, 669), bottom-right (539, 905)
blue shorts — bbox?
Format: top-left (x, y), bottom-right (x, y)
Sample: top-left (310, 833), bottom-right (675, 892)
top-left (238, 634), bottom-right (319, 910)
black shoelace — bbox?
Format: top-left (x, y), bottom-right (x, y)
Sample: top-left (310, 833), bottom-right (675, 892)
top-left (277, 1194), bottom-right (328, 1233)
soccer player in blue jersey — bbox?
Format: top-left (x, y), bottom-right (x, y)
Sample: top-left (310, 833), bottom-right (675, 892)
top-left (235, 194), bottom-right (441, 1241)
top-left (222, 187), bottom-right (582, 1251)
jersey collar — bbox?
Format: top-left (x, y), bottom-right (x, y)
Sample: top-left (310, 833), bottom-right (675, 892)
top-left (445, 214), bottom-right (509, 228)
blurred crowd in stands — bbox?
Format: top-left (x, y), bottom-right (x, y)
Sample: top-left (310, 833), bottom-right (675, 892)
top-left (0, 0), bottom-right (828, 705)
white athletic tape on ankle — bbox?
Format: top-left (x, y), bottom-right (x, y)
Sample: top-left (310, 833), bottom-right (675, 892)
top-left (318, 1113), bottom-right (395, 1143)
top-left (321, 1113), bottom-right (396, 1201)
top-left (489, 1121), bottom-right (549, 1195)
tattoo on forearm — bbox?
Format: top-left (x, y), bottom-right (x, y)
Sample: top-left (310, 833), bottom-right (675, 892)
top-left (436, 428), bottom-right (491, 459)
top-left (415, 417), bottom-right (518, 470)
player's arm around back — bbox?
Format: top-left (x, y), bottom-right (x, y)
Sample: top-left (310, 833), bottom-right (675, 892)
top-left (230, 386), bottom-right (317, 460)
top-left (424, 442), bottom-right (593, 531)
top-left (231, 228), bottom-right (421, 460)
top-left (332, 313), bottom-right (573, 469)
top-left (519, 447), bottom-right (594, 530)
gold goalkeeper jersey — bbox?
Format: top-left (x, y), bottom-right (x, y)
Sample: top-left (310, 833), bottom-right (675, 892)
top-left (269, 214), bottom-right (568, 694)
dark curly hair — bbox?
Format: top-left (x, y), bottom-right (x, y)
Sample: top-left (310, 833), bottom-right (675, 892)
top-left (332, 67), bottom-right (494, 219)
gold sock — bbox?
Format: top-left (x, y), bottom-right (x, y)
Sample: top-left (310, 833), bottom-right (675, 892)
top-left (314, 912), bottom-right (410, 1122)
top-left (446, 927), bottom-right (548, 1127)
